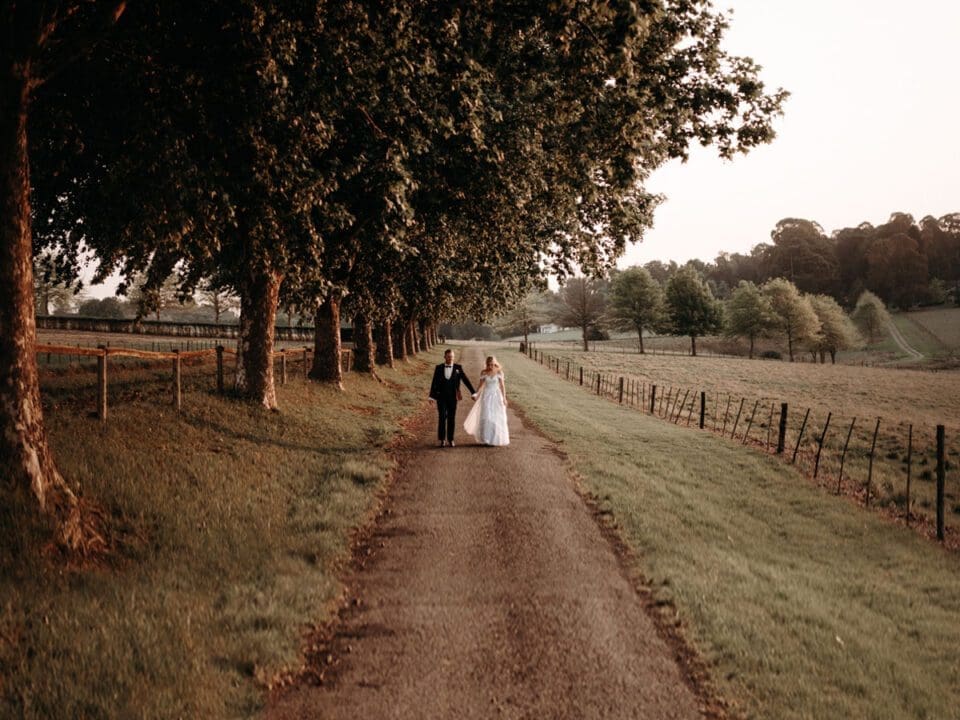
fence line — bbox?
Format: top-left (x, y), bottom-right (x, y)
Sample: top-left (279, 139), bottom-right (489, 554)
top-left (522, 343), bottom-right (955, 547)
top-left (36, 343), bottom-right (352, 421)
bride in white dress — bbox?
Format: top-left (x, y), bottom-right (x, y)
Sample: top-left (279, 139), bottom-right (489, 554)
top-left (463, 356), bottom-right (510, 446)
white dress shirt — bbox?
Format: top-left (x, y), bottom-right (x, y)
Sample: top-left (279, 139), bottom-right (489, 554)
top-left (444, 364), bottom-right (453, 380)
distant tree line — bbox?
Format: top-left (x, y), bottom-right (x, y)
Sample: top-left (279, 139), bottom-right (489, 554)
top-left (500, 267), bottom-right (896, 364)
top-left (692, 213), bottom-right (960, 310)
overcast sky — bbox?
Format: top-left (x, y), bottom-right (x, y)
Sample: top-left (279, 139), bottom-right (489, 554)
top-left (619, 0), bottom-right (960, 268)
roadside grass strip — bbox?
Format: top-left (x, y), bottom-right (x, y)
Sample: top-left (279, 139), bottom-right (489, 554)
top-left (505, 350), bottom-right (960, 719)
top-left (0, 357), bottom-right (432, 719)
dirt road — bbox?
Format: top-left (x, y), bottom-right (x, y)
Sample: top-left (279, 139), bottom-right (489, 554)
top-left (268, 347), bottom-right (706, 719)
top-left (887, 321), bottom-right (924, 360)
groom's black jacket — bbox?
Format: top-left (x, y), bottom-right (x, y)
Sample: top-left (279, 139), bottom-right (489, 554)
top-left (430, 363), bottom-right (476, 403)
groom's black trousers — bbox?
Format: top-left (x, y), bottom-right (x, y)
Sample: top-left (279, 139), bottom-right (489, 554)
top-left (437, 398), bottom-right (457, 442)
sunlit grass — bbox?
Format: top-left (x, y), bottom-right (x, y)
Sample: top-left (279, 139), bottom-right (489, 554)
top-left (0, 354), bottom-right (433, 719)
top-left (502, 348), bottom-right (960, 719)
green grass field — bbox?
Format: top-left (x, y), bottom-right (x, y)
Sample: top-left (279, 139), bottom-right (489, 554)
top-left (510, 305), bottom-right (960, 368)
top-left (522, 342), bottom-right (960, 530)
top-left (0, 355), bottom-right (430, 719)
top-left (502, 348), bottom-right (960, 719)
top-left (899, 306), bottom-right (960, 352)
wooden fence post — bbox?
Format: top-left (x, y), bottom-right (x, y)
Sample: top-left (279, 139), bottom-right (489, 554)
top-left (865, 418), bottom-right (881, 507)
top-left (579, 366), bottom-right (583, 386)
top-left (791, 408), bottom-right (810, 464)
top-left (777, 403), bottom-right (788, 454)
top-left (685, 393), bottom-right (696, 426)
top-left (837, 417), bottom-right (856, 494)
top-left (722, 395), bottom-right (732, 435)
top-left (649, 385), bottom-right (657, 414)
top-left (97, 345), bottom-right (107, 422)
top-left (813, 412), bottom-right (832, 479)
top-left (566, 362), bottom-right (570, 381)
top-left (280, 350), bottom-right (287, 386)
top-left (674, 389), bottom-right (690, 424)
top-left (596, 373), bottom-right (601, 395)
top-left (216, 345), bottom-right (225, 394)
top-left (173, 349), bottom-right (182, 413)
top-left (936, 425), bottom-right (946, 541)
top-left (618, 377), bottom-right (624, 404)
top-left (742, 400), bottom-right (760, 445)
top-left (766, 403), bottom-right (774, 451)
top-left (730, 398), bottom-right (745, 439)
top-left (699, 392), bottom-right (706, 429)
top-left (905, 424), bottom-right (913, 525)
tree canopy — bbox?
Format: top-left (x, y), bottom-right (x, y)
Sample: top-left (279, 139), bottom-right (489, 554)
top-left (608, 266), bottom-right (665, 353)
top-left (762, 277), bottom-right (820, 361)
top-left (5, 0), bottom-right (787, 548)
top-left (664, 267), bottom-right (723, 356)
top-left (724, 280), bottom-right (775, 358)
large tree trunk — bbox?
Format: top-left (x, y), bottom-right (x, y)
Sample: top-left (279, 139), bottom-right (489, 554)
top-left (637, 327), bottom-right (645, 354)
top-left (581, 323), bottom-right (589, 352)
top-left (235, 268), bottom-right (282, 408)
top-left (748, 335), bottom-right (755, 359)
top-left (352, 311), bottom-right (376, 375)
top-left (407, 319), bottom-right (418, 356)
top-left (392, 320), bottom-right (408, 362)
top-left (310, 292), bottom-right (343, 389)
top-left (690, 335), bottom-right (697, 357)
top-left (787, 333), bottom-right (795, 361)
top-left (0, 69), bottom-right (84, 549)
top-left (829, 349), bottom-right (836, 364)
top-left (418, 319), bottom-right (429, 352)
top-left (375, 319), bottom-right (394, 368)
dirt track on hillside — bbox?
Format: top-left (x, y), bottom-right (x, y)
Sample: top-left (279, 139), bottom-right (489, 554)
top-left (267, 346), bottom-right (708, 719)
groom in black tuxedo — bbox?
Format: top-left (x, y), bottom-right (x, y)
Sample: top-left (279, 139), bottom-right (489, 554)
top-left (429, 349), bottom-right (477, 447)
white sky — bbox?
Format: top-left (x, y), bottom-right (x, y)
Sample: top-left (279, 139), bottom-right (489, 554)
top-left (619, 0), bottom-right (960, 268)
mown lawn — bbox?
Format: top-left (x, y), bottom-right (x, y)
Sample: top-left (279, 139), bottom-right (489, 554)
top-left (0, 353), bottom-right (433, 719)
top-left (503, 348), bottom-right (960, 719)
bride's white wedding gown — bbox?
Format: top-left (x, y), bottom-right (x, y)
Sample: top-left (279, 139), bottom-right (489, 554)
top-left (463, 372), bottom-right (510, 446)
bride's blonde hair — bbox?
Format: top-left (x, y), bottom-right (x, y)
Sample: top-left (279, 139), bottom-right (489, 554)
top-left (485, 356), bottom-right (501, 372)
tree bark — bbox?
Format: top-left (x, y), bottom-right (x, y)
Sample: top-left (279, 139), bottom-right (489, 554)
top-left (392, 320), bottom-right (408, 361)
top-left (310, 291), bottom-right (343, 389)
top-left (352, 311), bottom-right (376, 374)
top-left (829, 350), bottom-right (836, 364)
top-left (690, 335), bottom-right (697, 356)
top-left (418, 319), bottom-right (429, 352)
top-left (748, 335), bottom-right (755, 359)
top-left (375, 319), bottom-right (395, 368)
top-left (0, 68), bottom-right (85, 549)
top-left (407, 319), bottom-right (418, 356)
top-left (581, 322), bottom-right (588, 352)
top-left (235, 268), bottom-right (282, 408)
top-left (637, 327), bottom-right (645, 354)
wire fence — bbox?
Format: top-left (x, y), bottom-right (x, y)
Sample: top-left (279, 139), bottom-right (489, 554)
top-left (522, 343), bottom-right (957, 548)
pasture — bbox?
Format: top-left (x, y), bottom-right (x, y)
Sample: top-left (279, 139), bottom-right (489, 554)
top-left (522, 342), bottom-right (960, 535)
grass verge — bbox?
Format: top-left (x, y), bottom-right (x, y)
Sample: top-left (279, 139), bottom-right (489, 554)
top-left (0, 355), bottom-right (432, 719)
top-left (502, 347), bottom-right (960, 719)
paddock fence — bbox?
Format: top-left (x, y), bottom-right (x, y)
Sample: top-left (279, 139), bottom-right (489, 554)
top-left (521, 343), bottom-right (957, 547)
